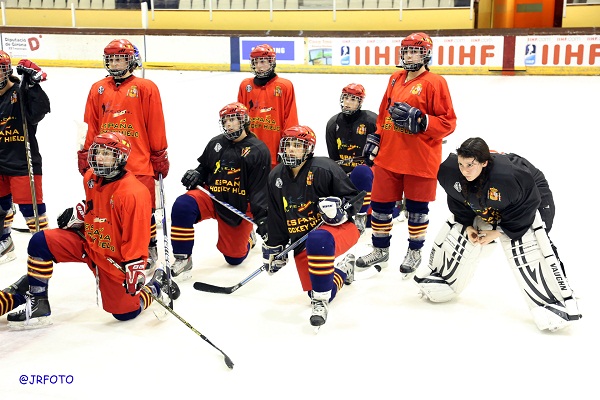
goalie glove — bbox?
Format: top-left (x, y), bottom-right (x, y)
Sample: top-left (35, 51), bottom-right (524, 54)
top-left (16, 59), bottom-right (47, 85)
top-left (123, 259), bottom-right (146, 296)
top-left (318, 196), bottom-right (348, 226)
top-left (388, 102), bottom-right (427, 134)
top-left (262, 244), bottom-right (288, 275)
top-left (57, 201), bottom-right (86, 230)
top-left (362, 133), bottom-right (380, 167)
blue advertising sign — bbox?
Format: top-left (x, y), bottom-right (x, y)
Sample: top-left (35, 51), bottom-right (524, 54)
top-left (241, 40), bottom-right (295, 61)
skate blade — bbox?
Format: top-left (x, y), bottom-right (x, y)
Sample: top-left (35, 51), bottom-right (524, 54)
top-left (355, 264), bottom-right (382, 280)
top-left (152, 308), bottom-right (169, 321)
top-left (173, 270), bottom-right (192, 282)
top-left (313, 325), bottom-right (322, 334)
top-left (0, 252), bottom-right (17, 265)
top-left (8, 316), bottom-right (52, 330)
top-left (401, 271), bottom-right (416, 280)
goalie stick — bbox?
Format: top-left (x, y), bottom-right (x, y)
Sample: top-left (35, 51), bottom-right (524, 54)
top-left (193, 191), bottom-right (367, 295)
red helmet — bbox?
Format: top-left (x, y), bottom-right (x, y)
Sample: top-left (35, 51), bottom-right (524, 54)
top-left (0, 50), bottom-right (12, 90)
top-left (250, 44), bottom-right (276, 78)
top-left (340, 83), bottom-right (365, 115)
top-left (103, 39), bottom-right (137, 77)
top-left (278, 126), bottom-right (317, 167)
top-left (219, 102), bottom-right (250, 141)
top-left (88, 132), bottom-right (131, 178)
top-left (399, 32), bottom-right (433, 72)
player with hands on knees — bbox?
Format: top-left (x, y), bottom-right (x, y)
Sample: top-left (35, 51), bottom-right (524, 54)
top-left (169, 102), bottom-right (271, 280)
top-left (262, 125), bottom-right (366, 328)
top-left (80, 38), bottom-right (169, 272)
top-left (0, 52), bottom-right (51, 266)
top-left (0, 132), bottom-right (178, 328)
top-left (414, 137), bottom-right (580, 332)
top-left (357, 32), bottom-right (457, 279)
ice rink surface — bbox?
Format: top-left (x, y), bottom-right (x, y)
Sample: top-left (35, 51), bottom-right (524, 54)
top-left (1, 67), bottom-right (598, 398)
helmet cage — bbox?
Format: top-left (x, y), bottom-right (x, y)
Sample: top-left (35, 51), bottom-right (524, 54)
top-left (220, 112), bottom-right (250, 141)
top-left (0, 51), bottom-right (12, 90)
top-left (399, 46), bottom-right (431, 72)
top-left (278, 137), bottom-right (314, 167)
top-left (104, 53), bottom-right (136, 77)
top-left (339, 93), bottom-right (363, 115)
top-left (250, 56), bottom-right (275, 78)
top-left (87, 133), bottom-right (131, 178)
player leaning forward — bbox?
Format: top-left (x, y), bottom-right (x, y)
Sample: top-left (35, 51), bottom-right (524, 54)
top-left (414, 137), bottom-right (581, 331)
top-left (262, 126), bottom-right (365, 327)
top-left (0, 132), bottom-right (177, 328)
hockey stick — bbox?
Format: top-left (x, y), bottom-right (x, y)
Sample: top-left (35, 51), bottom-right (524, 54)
top-left (336, 156), bottom-right (365, 166)
top-left (105, 257), bottom-right (234, 369)
top-left (196, 185), bottom-right (255, 226)
top-left (158, 173), bottom-right (174, 309)
top-left (18, 79), bottom-right (40, 232)
top-left (193, 220), bottom-right (325, 295)
top-left (193, 190), bottom-right (367, 294)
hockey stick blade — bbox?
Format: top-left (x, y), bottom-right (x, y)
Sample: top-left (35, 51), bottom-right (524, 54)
top-left (193, 266), bottom-right (265, 295)
top-left (12, 227), bottom-right (30, 233)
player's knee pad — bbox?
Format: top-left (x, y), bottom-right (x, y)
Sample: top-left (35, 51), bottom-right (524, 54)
top-left (500, 212), bottom-right (580, 331)
top-left (414, 216), bottom-right (482, 302)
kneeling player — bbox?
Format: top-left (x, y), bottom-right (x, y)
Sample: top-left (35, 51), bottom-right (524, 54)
top-left (414, 137), bottom-right (580, 332)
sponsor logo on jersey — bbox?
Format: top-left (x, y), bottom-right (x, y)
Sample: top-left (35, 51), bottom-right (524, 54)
top-left (93, 217), bottom-right (107, 223)
top-left (112, 110), bottom-right (126, 118)
top-left (275, 177), bottom-right (283, 188)
top-left (453, 182), bottom-right (461, 192)
top-left (245, 84), bottom-right (252, 93)
top-left (98, 86), bottom-right (104, 95)
top-left (214, 143), bottom-right (222, 153)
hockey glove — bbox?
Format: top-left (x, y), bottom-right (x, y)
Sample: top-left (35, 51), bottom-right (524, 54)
top-left (77, 149), bottom-right (89, 176)
top-left (151, 149), bottom-right (170, 180)
top-left (181, 168), bottom-right (205, 190)
top-left (362, 133), bottom-right (380, 166)
top-left (123, 259), bottom-right (146, 296)
top-left (57, 201), bottom-right (86, 230)
top-left (255, 217), bottom-right (268, 241)
top-left (262, 244), bottom-right (288, 275)
top-left (16, 59), bottom-right (47, 85)
top-left (318, 196), bottom-right (348, 226)
top-left (388, 102), bottom-right (425, 134)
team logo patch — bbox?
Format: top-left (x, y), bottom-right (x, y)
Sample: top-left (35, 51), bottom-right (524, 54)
top-left (306, 171), bottom-right (314, 186)
top-left (275, 177), bottom-right (283, 189)
top-left (98, 86), bottom-right (104, 95)
top-left (274, 86), bottom-right (282, 97)
top-left (488, 187), bottom-right (501, 201)
top-left (127, 86), bottom-right (139, 98)
top-left (245, 84), bottom-right (252, 93)
top-left (453, 182), bottom-right (461, 192)
top-left (214, 143), bottom-right (222, 152)
top-left (11, 91), bottom-right (17, 104)
top-left (87, 179), bottom-right (95, 189)
top-left (410, 83), bottom-right (423, 96)
top-left (356, 124), bottom-right (367, 135)
top-left (240, 147), bottom-right (251, 158)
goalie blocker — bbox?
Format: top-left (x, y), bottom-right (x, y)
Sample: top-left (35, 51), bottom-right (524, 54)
top-left (414, 214), bottom-right (581, 332)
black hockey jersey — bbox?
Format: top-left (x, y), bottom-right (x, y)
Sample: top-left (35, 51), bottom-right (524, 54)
top-left (325, 110), bottom-right (377, 174)
top-left (438, 152), bottom-right (541, 240)
top-left (266, 157), bottom-right (363, 251)
top-left (196, 133), bottom-right (271, 226)
top-left (0, 79), bottom-right (51, 176)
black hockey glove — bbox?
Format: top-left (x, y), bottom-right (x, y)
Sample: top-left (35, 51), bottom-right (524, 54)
top-left (255, 217), bottom-right (268, 241)
top-left (181, 169), bottom-right (205, 190)
top-left (57, 201), bottom-right (85, 230)
top-left (388, 102), bottom-right (425, 134)
top-left (362, 133), bottom-right (380, 166)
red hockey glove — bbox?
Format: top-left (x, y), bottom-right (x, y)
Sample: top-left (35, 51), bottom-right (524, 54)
top-left (123, 259), bottom-right (146, 296)
top-left (16, 59), bottom-right (47, 84)
top-left (151, 149), bottom-right (170, 180)
top-left (77, 149), bottom-right (89, 176)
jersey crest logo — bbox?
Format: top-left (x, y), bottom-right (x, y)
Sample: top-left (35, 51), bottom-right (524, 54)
top-left (488, 187), bottom-right (501, 202)
top-left (214, 143), bottom-right (222, 153)
top-left (11, 92), bottom-right (17, 104)
top-left (98, 86), bottom-right (104, 95)
top-left (274, 86), bottom-right (282, 97)
top-left (240, 147), bottom-right (251, 158)
top-left (356, 124), bottom-right (367, 136)
top-left (245, 84), bottom-right (252, 93)
top-left (87, 179), bottom-right (95, 189)
top-left (410, 83), bottom-right (423, 96)
top-left (275, 177), bottom-right (283, 189)
top-left (453, 182), bottom-right (461, 192)
top-left (127, 86), bottom-right (139, 98)
top-left (306, 171), bottom-right (314, 186)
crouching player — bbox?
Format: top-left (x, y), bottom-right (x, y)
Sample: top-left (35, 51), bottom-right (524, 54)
top-left (262, 126), bottom-right (367, 328)
top-left (0, 132), bottom-right (178, 328)
top-left (414, 137), bottom-right (580, 332)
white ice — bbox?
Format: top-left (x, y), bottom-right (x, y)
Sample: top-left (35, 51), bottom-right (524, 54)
top-left (1, 68), bottom-right (598, 398)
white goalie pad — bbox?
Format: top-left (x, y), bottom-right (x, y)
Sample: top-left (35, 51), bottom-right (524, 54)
top-left (500, 212), bottom-right (581, 331)
top-left (414, 216), bottom-right (483, 302)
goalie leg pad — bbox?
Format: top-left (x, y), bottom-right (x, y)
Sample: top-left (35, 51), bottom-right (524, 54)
top-left (414, 216), bottom-right (482, 302)
top-left (500, 212), bottom-right (581, 330)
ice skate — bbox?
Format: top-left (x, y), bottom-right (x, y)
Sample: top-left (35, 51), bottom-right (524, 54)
top-left (4, 275), bottom-right (28, 296)
top-left (149, 268), bottom-right (181, 301)
top-left (400, 248), bottom-right (422, 279)
top-left (171, 254), bottom-right (193, 280)
top-left (146, 244), bottom-right (158, 270)
top-left (336, 254), bottom-right (356, 285)
top-left (7, 292), bottom-right (52, 330)
top-left (356, 246), bottom-right (389, 269)
top-left (0, 236), bottom-right (16, 265)
top-left (310, 290), bottom-right (330, 329)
